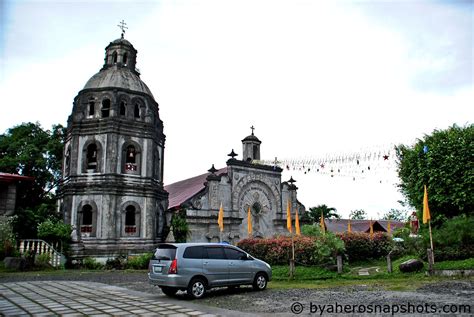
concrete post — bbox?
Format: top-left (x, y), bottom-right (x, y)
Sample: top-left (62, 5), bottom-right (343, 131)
top-left (427, 248), bottom-right (434, 275)
top-left (387, 254), bottom-right (393, 273)
top-left (337, 255), bottom-right (343, 274)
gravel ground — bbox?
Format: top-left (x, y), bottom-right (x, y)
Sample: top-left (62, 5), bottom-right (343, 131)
top-left (1, 271), bottom-right (473, 316)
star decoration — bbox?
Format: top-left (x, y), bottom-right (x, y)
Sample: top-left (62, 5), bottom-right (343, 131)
top-left (383, 155), bottom-right (389, 160)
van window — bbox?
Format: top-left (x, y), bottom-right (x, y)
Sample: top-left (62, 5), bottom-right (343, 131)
top-left (224, 247), bottom-right (247, 260)
top-left (183, 246), bottom-right (204, 259)
top-left (205, 247), bottom-right (226, 259)
top-left (153, 245), bottom-right (177, 260)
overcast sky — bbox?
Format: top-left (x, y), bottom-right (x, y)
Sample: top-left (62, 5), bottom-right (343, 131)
top-left (1, 0), bottom-right (472, 218)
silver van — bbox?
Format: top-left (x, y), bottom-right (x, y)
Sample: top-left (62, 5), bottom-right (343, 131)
top-left (148, 243), bottom-right (272, 299)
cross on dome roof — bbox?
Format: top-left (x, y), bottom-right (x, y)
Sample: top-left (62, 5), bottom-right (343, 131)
top-left (117, 19), bottom-right (128, 39)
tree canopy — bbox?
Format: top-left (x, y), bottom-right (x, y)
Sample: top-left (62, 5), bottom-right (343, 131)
top-left (396, 124), bottom-right (473, 225)
top-left (0, 122), bottom-right (65, 210)
top-left (302, 204), bottom-right (340, 224)
top-left (349, 209), bottom-right (367, 220)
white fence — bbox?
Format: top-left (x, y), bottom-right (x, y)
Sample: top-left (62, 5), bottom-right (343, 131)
top-left (19, 239), bottom-right (66, 268)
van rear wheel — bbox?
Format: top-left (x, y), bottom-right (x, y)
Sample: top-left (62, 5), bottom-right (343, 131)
top-left (160, 286), bottom-right (178, 297)
top-left (187, 278), bottom-right (206, 299)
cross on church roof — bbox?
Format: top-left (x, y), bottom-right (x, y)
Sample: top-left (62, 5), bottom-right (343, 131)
top-left (118, 20), bottom-right (128, 38)
top-left (250, 125), bottom-right (255, 135)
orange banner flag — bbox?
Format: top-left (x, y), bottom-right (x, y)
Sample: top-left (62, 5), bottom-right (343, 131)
top-left (320, 211), bottom-right (325, 234)
top-left (295, 208), bottom-right (301, 236)
top-left (348, 219), bottom-right (352, 233)
top-left (218, 202), bottom-right (224, 232)
top-left (423, 185), bottom-right (431, 224)
top-left (286, 199), bottom-right (292, 233)
top-left (247, 206), bottom-right (252, 236)
top-left (369, 219), bottom-right (374, 238)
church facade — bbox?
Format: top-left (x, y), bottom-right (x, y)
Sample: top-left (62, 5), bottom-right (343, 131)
top-left (165, 130), bottom-right (304, 244)
top-left (58, 34), bottom-right (169, 259)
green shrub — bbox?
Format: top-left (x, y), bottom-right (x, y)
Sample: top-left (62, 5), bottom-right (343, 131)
top-left (426, 215), bottom-right (474, 261)
top-left (171, 209), bottom-right (189, 243)
top-left (37, 218), bottom-right (72, 252)
top-left (237, 232), bottom-right (344, 266)
top-left (105, 255), bottom-right (126, 270)
top-left (301, 225), bottom-right (345, 265)
top-left (238, 236), bottom-right (315, 265)
top-left (337, 232), bottom-right (393, 262)
top-left (391, 227), bottom-right (425, 259)
top-left (0, 215), bottom-right (17, 260)
top-left (82, 257), bottom-right (103, 270)
top-left (35, 253), bottom-right (51, 268)
top-left (126, 253), bottom-right (153, 270)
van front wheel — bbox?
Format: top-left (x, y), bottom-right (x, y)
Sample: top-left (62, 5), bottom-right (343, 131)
top-left (253, 273), bottom-right (267, 291)
top-left (187, 278), bottom-right (206, 299)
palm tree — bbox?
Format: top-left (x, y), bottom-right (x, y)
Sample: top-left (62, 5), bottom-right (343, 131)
top-left (304, 204), bottom-right (340, 224)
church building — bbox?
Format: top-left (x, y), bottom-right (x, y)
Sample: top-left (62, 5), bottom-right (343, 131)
top-left (58, 32), bottom-right (169, 259)
top-left (59, 29), bottom-right (304, 259)
top-left (165, 128), bottom-right (305, 244)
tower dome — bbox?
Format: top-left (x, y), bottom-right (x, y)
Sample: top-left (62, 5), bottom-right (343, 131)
top-left (82, 36), bottom-right (154, 97)
top-left (242, 126), bottom-right (261, 161)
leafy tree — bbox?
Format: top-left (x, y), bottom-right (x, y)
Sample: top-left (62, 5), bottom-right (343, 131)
top-left (0, 122), bottom-right (65, 239)
top-left (303, 204), bottom-right (340, 224)
top-left (0, 122), bottom-right (65, 210)
top-left (382, 209), bottom-right (408, 221)
top-left (349, 209), bottom-right (366, 220)
top-left (396, 124), bottom-right (473, 225)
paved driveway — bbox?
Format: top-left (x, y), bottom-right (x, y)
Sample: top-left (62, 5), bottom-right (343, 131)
top-left (0, 281), bottom-right (248, 316)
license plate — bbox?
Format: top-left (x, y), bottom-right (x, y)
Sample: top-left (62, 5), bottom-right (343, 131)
top-left (153, 266), bottom-right (163, 273)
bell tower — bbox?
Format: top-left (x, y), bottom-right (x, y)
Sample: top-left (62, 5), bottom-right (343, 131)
top-left (59, 25), bottom-right (169, 259)
top-left (242, 126), bottom-right (261, 162)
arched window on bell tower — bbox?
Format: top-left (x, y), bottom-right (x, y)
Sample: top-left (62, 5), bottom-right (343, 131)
top-left (122, 202), bottom-right (140, 237)
top-left (123, 53), bottom-right (128, 65)
top-left (122, 143), bottom-right (141, 174)
top-left (134, 104), bottom-right (140, 118)
top-left (81, 204), bottom-right (93, 236)
top-left (112, 51), bottom-right (118, 64)
top-left (101, 99), bottom-right (111, 118)
top-left (120, 101), bottom-right (126, 116)
top-left (86, 144), bottom-right (98, 171)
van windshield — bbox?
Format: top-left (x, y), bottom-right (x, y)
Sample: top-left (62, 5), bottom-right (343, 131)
top-left (153, 245), bottom-right (177, 260)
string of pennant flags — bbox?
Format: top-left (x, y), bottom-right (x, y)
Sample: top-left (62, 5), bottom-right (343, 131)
top-left (256, 144), bottom-right (399, 183)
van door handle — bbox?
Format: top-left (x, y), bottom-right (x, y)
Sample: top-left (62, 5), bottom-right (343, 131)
top-left (203, 261), bottom-right (209, 265)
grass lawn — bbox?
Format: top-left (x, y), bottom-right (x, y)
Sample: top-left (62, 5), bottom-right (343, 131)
top-left (1, 257), bottom-right (472, 292)
top-left (269, 256), bottom-right (474, 291)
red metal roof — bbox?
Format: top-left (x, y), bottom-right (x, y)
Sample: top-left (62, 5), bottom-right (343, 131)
top-left (0, 172), bottom-right (34, 183)
top-left (165, 167), bottom-right (227, 210)
top-left (325, 218), bottom-right (405, 233)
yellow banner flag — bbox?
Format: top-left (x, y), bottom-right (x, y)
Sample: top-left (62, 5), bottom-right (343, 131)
top-left (423, 185), bottom-right (431, 224)
top-left (286, 199), bottom-right (292, 233)
top-left (369, 220), bottom-right (374, 238)
top-left (295, 208), bottom-right (301, 236)
top-left (320, 211), bottom-right (325, 234)
top-left (348, 219), bottom-right (352, 233)
top-left (387, 220), bottom-right (391, 235)
top-left (247, 206), bottom-right (252, 236)
top-left (218, 202), bottom-right (224, 232)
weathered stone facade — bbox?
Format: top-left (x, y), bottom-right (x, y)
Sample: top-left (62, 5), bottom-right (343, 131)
top-left (58, 36), bottom-right (168, 259)
top-left (166, 131), bottom-right (304, 244)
